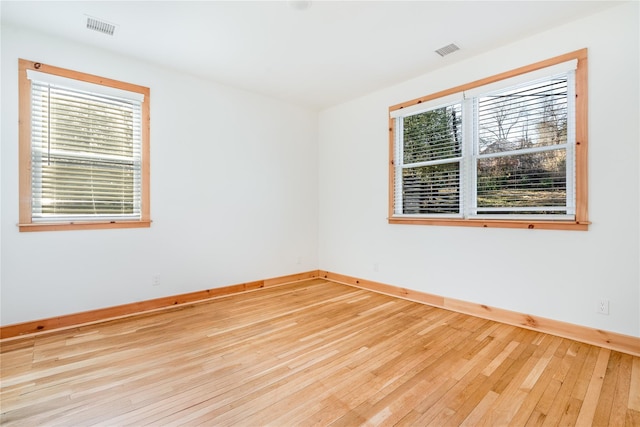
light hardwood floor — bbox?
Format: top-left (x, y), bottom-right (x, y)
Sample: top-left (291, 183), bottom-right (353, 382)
top-left (1, 279), bottom-right (639, 426)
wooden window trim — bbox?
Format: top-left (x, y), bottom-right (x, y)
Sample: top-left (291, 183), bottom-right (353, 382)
top-left (388, 49), bottom-right (589, 231)
top-left (18, 59), bottom-right (151, 232)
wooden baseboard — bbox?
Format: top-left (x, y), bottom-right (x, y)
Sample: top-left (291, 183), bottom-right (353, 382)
top-left (319, 270), bottom-right (640, 357)
top-left (3, 269), bottom-right (638, 357)
top-left (0, 270), bottom-right (320, 340)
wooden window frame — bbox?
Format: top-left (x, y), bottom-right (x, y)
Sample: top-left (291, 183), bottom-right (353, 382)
top-left (18, 59), bottom-right (151, 232)
top-left (388, 49), bottom-right (589, 231)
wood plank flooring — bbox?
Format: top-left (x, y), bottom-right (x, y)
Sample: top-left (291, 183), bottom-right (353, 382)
top-left (1, 279), bottom-right (638, 426)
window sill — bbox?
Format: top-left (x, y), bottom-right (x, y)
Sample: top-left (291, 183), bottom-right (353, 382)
top-left (18, 220), bottom-right (152, 232)
top-left (388, 217), bottom-right (589, 231)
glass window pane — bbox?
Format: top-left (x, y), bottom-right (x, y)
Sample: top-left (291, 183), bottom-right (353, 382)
top-left (403, 104), bottom-right (462, 164)
top-left (477, 149), bottom-right (566, 211)
top-left (37, 157), bottom-right (136, 215)
top-left (402, 163), bottom-right (460, 214)
top-left (478, 76), bottom-right (568, 154)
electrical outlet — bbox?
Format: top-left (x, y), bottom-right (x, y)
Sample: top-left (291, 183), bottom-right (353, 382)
top-left (152, 275), bottom-right (161, 286)
top-left (596, 299), bottom-right (609, 315)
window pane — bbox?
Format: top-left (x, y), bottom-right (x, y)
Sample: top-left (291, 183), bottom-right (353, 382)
top-left (477, 149), bottom-right (566, 211)
top-left (32, 86), bottom-right (137, 158)
top-left (31, 81), bottom-right (141, 220)
top-left (35, 157), bottom-right (136, 216)
top-left (402, 163), bottom-right (460, 214)
top-left (478, 76), bottom-right (567, 154)
top-left (403, 104), bottom-right (462, 164)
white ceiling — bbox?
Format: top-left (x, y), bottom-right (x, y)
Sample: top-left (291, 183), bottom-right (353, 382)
top-left (0, 1), bottom-right (623, 110)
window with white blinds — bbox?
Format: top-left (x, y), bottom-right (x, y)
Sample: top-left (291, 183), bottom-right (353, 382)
top-left (388, 50), bottom-right (589, 230)
top-left (395, 103), bottom-right (463, 216)
top-left (18, 60), bottom-right (150, 231)
top-left (474, 74), bottom-right (574, 219)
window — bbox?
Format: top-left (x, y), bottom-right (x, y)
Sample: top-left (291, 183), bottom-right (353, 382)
top-left (388, 49), bottom-right (588, 230)
top-left (18, 59), bottom-right (150, 231)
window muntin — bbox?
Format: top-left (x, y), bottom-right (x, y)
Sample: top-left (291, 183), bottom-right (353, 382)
top-left (388, 50), bottom-right (588, 230)
top-left (18, 60), bottom-right (150, 231)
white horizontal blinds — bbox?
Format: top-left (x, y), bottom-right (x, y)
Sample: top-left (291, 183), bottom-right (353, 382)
top-left (464, 59), bottom-right (577, 99)
top-left (29, 75), bottom-right (142, 221)
top-left (396, 103), bottom-right (463, 215)
top-left (474, 72), bottom-right (574, 217)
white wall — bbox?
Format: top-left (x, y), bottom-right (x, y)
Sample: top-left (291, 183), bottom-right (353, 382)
top-left (2, 3), bottom-right (639, 340)
top-left (318, 2), bottom-right (640, 337)
top-left (1, 25), bottom-right (319, 325)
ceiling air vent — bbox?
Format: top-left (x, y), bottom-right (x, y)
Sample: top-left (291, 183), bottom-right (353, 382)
top-left (86, 16), bottom-right (116, 36)
top-left (435, 43), bottom-right (460, 57)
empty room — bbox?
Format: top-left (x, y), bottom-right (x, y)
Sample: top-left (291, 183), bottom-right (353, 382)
top-left (1, 1), bottom-right (639, 425)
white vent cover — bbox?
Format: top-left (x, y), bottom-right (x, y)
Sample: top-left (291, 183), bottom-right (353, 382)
top-left (435, 43), bottom-right (460, 57)
top-left (86, 16), bottom-right (116, 36)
